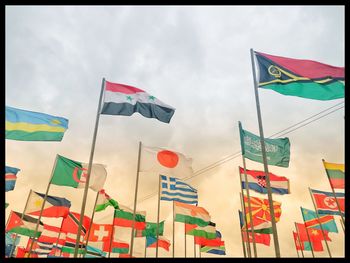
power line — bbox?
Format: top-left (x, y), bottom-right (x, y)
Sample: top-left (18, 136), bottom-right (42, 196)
top-left (136, 102), bottom-right (344, 204)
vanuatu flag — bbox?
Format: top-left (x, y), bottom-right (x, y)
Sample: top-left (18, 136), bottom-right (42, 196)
top-left (323, 160), bottom-right (344, 189)
top-left (254, 51), bottom-right (344, 100)
top-left (5, 106), bottom-right (69, 141)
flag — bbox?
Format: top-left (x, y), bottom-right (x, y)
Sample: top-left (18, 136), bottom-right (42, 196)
top-left (243, 195), bottom-right (282, 222)
top-left (293, 232), bottom-right (318, 251)
top-left (239, 166), bottom-right (290, 195)
top-left (6, 232), bottom-right (20, 246)
top-left (102, 239), bottom-right (130, 254)
top-left (114, 204), bottom-right (146, 230)
top-left (51, 154), bottom-right (107, 191)
top-left (242, 210), bottom-right (273, 234)
top-left (26, 191), bottom-right (71, 218)
top-left (200, 245), bottom-right (226, 255)
top-left (26, 238), bottom-right (54, 255)
top-left (86, 223), bottom-right (113, 242)
top-left (243, 232), bottom-right (271, 246)
top-left (85, 245), bottom-right (107, 258)
top-left (5, 244), bottom-right (17, 258)
top-left (301, 207), bottom-right (338, 233)
top-left (135, 221), bottom-right (164, 237)
top-left (311, 189), bottom-right (344, 216)
top-left (160, 175), bottom-right (198, 204)
top-left (323, 160), bottom-right (345, 189)
top-left (5, 106), bottom-right (69, 141)
top-left (254, 51), bottom-right (344, 100)
top-left (6, 202), bottom-right (10, 208)
top-left (185, 221), bottom-right (217, 239)
top-left (95, 189), bottom-right (119, 212)
top-left (140, 144), bottom-right (193, 177)
top-left (38, 223), bottom-right (66, 245)
top-left (238, 210), bottom-right (244, 229)
top-left (195, 230), bottom-right (224, 247)
top-left (6, 211), bottom-right (44, 237)
top-left (174, 201), bottom-right (211, 227)
top-left (295, 223), bottom-right (331, 243)
top-left (5, 166), bottom-right (20, 192)
top-left (61, 241), bottom-right (86, 255)
top-left (61, 211), bottom-right (91, 235)
top-left (146, 236), bottom-right (171, 251)
top-left (101, 80), bottom-right (175, 123)
top-left (239, 121), bottom-right (290, 167)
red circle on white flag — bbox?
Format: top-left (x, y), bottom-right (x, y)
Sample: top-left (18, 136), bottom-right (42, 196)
top-left (157, 150), bottom-right (179, 168)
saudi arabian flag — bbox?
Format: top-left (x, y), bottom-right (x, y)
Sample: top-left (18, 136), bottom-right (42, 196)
top-left (255, 51), bottom-right (344, 100)
top-left (239, 122), bottom-right (290, 168)
top-left (95, 189), bottom-right (119, 212)
top-left (51, 155), bottom-right (107, 191)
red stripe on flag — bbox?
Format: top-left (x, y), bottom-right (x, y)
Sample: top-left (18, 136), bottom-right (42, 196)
top-left (105, 81), bottom-right (144, 94)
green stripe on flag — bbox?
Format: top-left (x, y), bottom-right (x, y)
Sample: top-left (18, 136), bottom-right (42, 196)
top-left (327, 169), bottom-right (345, 179)
top-left (175, 214), bottom-right (209, 227)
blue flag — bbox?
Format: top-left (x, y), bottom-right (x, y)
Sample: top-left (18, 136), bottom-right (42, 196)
top-left (160, 175), bottom-right (198, 204)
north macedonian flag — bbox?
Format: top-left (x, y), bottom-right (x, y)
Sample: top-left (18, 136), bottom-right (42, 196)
top-left (243, 195), bottom-right (282, 223)
top-left (101, 81), bottom-right (175, 123)
top-left (6, 106), bottom-right (69, 141)
top-left (255, 51), bottom-right (344, 100)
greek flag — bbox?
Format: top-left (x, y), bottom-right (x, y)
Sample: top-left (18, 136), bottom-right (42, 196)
top-left (160, 175), bottom-right (198, 205)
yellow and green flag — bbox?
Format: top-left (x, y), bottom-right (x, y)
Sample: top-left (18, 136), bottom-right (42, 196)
top-left (323, 160), bottom-right (344, 189)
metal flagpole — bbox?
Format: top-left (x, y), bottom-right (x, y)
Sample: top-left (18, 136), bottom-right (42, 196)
top-left (240, 192), bottom-right (252, 258)
top-left (108, 210), bottom-right (116, 258)
top-left (322, 159), bottom-right (345, 229)
top-left (300, 208), bottom-right (315, 258)
top-left (83, 191), bottom-right (100, 257)
top-left (293, 231), bottom-right (300, 258)
top-left (250, 48), bottom-right (280, 257)
top-left (238, 210), bottom-right (247, 258)
top-left (74, 77), bottom-right (105, 257)
top-left (308, 188), bottom-right (332, 257)
top-left (240, 160), bottom-right (257, 257)
top-left (194, 236), bottom-right (196, 258)
top-left (144, 237), bottom-right (147, 258)
top-left (9, 189), bottom-right (32, 257)
top-left (294, 222), bottom-right (304, 258)
top-left (339, 218), bottom-right (344, 232)
top-left (184, 223), bottom-right (186, 258)
top-left (172, 201), bottom-right (175, 258)
top-left (28, 154), bottom-right (59, 257)
top-left (198, 244), bottom-right (201, 258)
top-left (130, 141), bottom-right (142, 257)
top-left (156, 174), bottom-right (161, 258)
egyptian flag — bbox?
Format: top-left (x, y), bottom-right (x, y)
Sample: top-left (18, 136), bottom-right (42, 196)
top-left (101, 81), bottom-right (175, 123)
top-left (255, 51), bottom-right (344, 100)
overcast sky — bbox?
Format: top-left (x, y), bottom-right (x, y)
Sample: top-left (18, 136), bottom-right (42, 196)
top-left (5, 5), bottom-right (344, 257)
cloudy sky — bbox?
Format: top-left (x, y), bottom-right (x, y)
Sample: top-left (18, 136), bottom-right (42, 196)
top-left (5, 5), bottom-right (344, 257)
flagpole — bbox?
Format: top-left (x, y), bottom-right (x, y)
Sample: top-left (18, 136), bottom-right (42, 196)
top-left (239, 161), bottom-right (257, 257)
top-left (238, 210), bottom-right (247, 258)
top-left (53, 217), bottom-right (65, 257)
top-left (322, 159), bottom-right (345, 229)
top-left (193, 236), bottom-right (196, 258)
top-left (339, 218), bottom-right (344, 232)
top-left (82, 191), bottom-right (99, 257)
top-left (74, 77), bottom-right (105, 257)
top-left (294, 222), bottom-right (304, 258)
top-left (250, 48), bottom-right (280, 257)
top-left (300, 208), bottom-right (315, 258)
top-left (308, 188), bottom-right (332, 257)
top-left (240, 192), bottom-right (252, 258)
top-left (144, 237), bottom-right (147, 258)
top-left (184, 223), bottom-right (186, 258)
top-left (172, 201), bottom-right (175, 258)
top-left (28, 154), bottom-right (59, 257)
top-left (130, 141), bottom-right (142, 257)
top-left (198, 244), bottom-right (201, 258)
top-left (9, 189), bottom-right (32, 257)
top-left (156, 174), bottom-right (161, 258)
top-left (108, 210), bottom-right (116, 258)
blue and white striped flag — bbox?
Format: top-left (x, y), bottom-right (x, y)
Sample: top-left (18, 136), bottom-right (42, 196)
top-left (160, 175), bottom-right (198, 205)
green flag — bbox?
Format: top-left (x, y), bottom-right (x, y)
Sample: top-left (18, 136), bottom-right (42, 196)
top-left (239, 122), bottom-right (290, 167)
top-left (50, 155), bottom-right (107, 191)
top-left (135, 221), bottom-right (164, 237)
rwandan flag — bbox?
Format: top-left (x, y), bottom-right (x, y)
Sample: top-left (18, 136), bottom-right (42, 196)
top-left (255, 51), bottom-right (344, 100)
top-left (101, 80), bottom-right (175, 123)
top-left (5, 166), bottom-right (20, 192)
top-left (6, 106), bottom-right (68, 141)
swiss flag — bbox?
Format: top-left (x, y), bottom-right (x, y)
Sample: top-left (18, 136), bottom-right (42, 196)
top-left (86, 223), bottom-right (113, 242)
